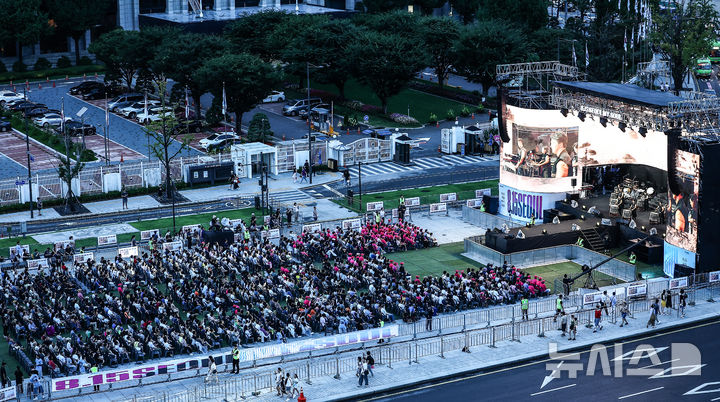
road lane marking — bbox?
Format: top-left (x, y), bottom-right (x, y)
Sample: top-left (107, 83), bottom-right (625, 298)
top-left (530, 384), bottom-right (576, 396)
top-left (618, 387), bottom-right (664, 399)
top-left (358, 319), bottom-right (720, 402)
top-left (638, 358), bottom-right (679, 369)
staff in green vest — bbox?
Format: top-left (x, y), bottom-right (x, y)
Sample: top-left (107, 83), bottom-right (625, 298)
top-left (91, 365), bottom-right (99, 391)
top-left (479, 200), bottom-right (486, 212)
top-left (399, 195), bottom-right (405, 206)
top-left (629, 251), bottom-right (637, 265)
top-left (231, 346), bottom-right (240, 374)
top-left (576, 237), bottom-right (584, 247)
top-left (521, 296), bottom-right (529, 321)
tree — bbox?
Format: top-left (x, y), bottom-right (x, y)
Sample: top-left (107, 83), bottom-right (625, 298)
top-left (452, 20), bottom-right (527, 95)
top-left (477, 0), bottom-right (549, 32)
top-left (449, 0), bottom-right (481, 23)
top-left (144, 81), bottom-right (190, 201)
top-left (271, 14), bottom-right (328, 85)
top-left (224, 10), bottom-right (292, 61)
top-left (151, 33), bottom-right (227, 119)
top-left (420, 17), bottom-right (460, 90)
top-left (57, 128), bottom-right (85, 214)
top-left (0, 0), bottom-right (51, 63)
top-left (89, 29), bottom-right (146, 90)
top-left (414, 0), bottom-right (447, 15)
top-left (47, 0), bottom-right (112, 65)
top-left (652, 0), bottom-right (718, 94)
top-left (350, 31), bottom-right (426, 113)
top-left (247, 113), bottom-right (273, 143)
top-left (355, 10), bottom-right (421, 39)
top-left (358, 0), bottom-right (408, 13)
top-left (195, 53), bottom-right (282, 128)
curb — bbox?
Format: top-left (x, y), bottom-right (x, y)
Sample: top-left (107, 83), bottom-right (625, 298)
top-left (328, 311), bottom-right (720, 401)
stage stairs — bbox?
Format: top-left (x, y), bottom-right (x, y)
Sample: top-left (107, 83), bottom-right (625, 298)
top-left (580, 228), bottom-right (604, 252)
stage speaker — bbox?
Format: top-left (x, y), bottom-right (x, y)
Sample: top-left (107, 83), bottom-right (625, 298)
top-left (497, 86), bottom-right (510, 143)
top-left (543, 208), bottom-right (558, 223)
top-left (674, 263), bottom-right (695, 278)
top-left (571, 178), bottom-right (577, 187)
top-left (201, 230), bottom-right (234, 245)
top-left (483, 195), bottom-right (499, 214)
top-left (566, 192), bottom-right (580, 202)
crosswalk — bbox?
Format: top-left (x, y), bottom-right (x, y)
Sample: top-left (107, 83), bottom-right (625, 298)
top-left (346, 154), bottom-right (499, 178)
top-left (269, 190), bottom-right (314, 204)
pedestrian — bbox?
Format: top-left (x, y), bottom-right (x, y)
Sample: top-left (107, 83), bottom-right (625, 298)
top-left (292, 168), bottom-right (298, 184)
top-left (205, 355), bottom-right (218, 385)
top-left (521, 295), bottom-right (529, 320)
top-left (0, 362), bottom-right (8, 388)
top-left (619, 301), bottom-right (629, 327)
top-left (379, 208), bottom-right (386, 224)
top-left (366, 351), bottom-right (375, 377)
top-left (293, 202), bottom-right (300, 222)
top-left (568, 314), bottom-right (577, 340)
top-left (288, 374), bottom-right (300, 399)
top-left (553, 295), bottom-right (563, 322)
top-left (357, 357), bottom-right (369, 387)
top-left (426, 309), bottom-right (433, 331)
top-left (30, 369), bottom-right (41, 401)
top-left (593, 304), bottom-right (603, 332)
top-left (34, 356), bottom-right (43, 378)
top-left (313, 206), bottom-right (318, 221)
top-left (121, 187), bottom-right (128, 209)
top-left (14, 367), bottom-right (22, 395)
top-left (300, 168), bottom-right (307, 183)
top-left (36, 198), bottom-right (42, 216)
top-left (275, 368), bottom-right (284, 396)
top-left (232, 345), bottom-right (240, 374)
top-left (285, 373), bottom-right (292, 398)
top-left (660, 290), bottom-right (667, 315)
top-left (610, 291), bottom-right (617, 315)
top-left (560, 311), bottom-right (567, 337)
top-left (286, 208), bottom-right (293, 227)
top-left (679, 289), bottom-right (688, 317)
top-left (647, 299), bottom-right (660, 328)
top-left (601, 291), bottom-right (609, 316)
top-left (666, 289), bottom-right (673, 314)
top-left (356, 356), bottom-right (362, 378)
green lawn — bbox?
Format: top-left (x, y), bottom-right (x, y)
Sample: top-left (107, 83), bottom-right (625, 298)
top-left (522, 262), bottom-right (624, 294)
top-left (313, 79), bottom-right (473, 124)
top-left (334, 179), bottom-right (499, 213)
top-left (386, 242), bottom-right (484, 278)
top-left (129, 207), bottom-right (259, 233)
top-left (608, 247), bottom-right (665, 279)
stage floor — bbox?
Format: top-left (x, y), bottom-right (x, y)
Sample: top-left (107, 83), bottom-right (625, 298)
top-left (575, 193), bottom-right (666, 234)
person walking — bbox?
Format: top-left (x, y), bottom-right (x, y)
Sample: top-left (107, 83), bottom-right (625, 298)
top-left (660, 290), bottom-right (668, 315)
top-left (313, 206), bottom-right (318, 221)
top-left (121, 187), bottom-right (128, 209)
top-left (679, 289), bottom-right (688, 317)
top-left (593, 304), bottom-right (603, 332)
top-left (232, 345), bottom-right (240, 374)
top-left (357, 357), bottom-right (369, 387)
top-left (366, 351), bottom-right (375, 377)
top-left (521, 295), bottom-right (529, 321)
top-left (275, 368), bottom-right (284, 396)
top-left (666, 290), bottom-right (673, 314)
top-left (554, 295), bottom-right (563, 322)
top-left (647, 299), bottom-right (660, 328)
top-left (300, 168), bottom-right (308, 183)
top-left (560, 311), bottom-right (568, 337)
top-left (568, 314), bottom-right (577, 340)
top-left (36, 198), bottom-right (42, 216)
top-left (205, 356), bottom-right (218, 385)
top-left (619, 301), bottom-right (630, 327)
top-left (601, 291), bottom-right (610, 316)
top-left (0, 362), bottom-right (8, 388)
top-left (14, 367), bottom-right (23, 395)
top-left (288, 374), bottom-right (300, 399)
top-left (292, 168), bottom-right (298, 184)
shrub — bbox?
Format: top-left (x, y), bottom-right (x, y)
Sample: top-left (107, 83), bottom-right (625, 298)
top-left (429, 113), bottom-right (438, 123)
top-left (389, 113), bottom-right (419, 124)
top-left (78, 56), bottom-right (93, 66)
top-left (359, 104), bottom-right (383, 114)
top-left (345, 100), bottom-right (364, 110)
top-left (56, 56), bottom-right (72, 69)
top-left (12, 61), bottom-right (27, 73)
top-left (33, 58), bottom-right (52, 71)
top-left (0, 62), bottom-right (6, 73)
top-left (446, 108), bottom-right (456, 120)
top-left (460, 105), bottom-right (471, 117)
top-left (346, 114), bottom-right (359, 128)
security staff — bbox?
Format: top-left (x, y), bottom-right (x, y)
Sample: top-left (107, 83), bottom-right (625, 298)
top-left (232, 346), bottom-right (240, 374)
top-left (521, 296), bottom-right (529, 321)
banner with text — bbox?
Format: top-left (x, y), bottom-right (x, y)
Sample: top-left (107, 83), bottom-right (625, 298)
top-left (342, 218), bottom-right (362, 230)
top-left (97, 234), bottom-right (117, 246)
top-left (498, 183), bottom-right (566, 223)
top-left (27, 258), bottom-right (49, 270)
top-left (429, 203), bottom-right (447, 213)
top-left (302, 223), bottom-right (322, 233)
top-left (475, 188), bottom-right (492, 198)
top-left (404, 197), bottom-right (420, 207)
top-left (141, 229), bottom-right (160, 241)
top-left (366, 201), bottom-right (384, 212)
top-left (118, 246), bottom-right (139, 259)
top-left (439, 193), bottom-right (457, 202)
top-left (73, 252), bottom-right (95, 264)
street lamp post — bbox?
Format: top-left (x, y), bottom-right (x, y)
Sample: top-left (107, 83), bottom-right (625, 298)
top-left (306, 62), bottom-right (313, 184)
top-left (22, 87), bottom-right (34, 219)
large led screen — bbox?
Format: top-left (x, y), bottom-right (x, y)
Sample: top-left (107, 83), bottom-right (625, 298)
top-left (666, 150), bottom-right (700, 253)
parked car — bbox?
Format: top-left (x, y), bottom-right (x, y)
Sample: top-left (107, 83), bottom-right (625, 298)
top-left (0, 117), bottom-right (11, 132)
top-left (25, 107), bottom-right (52, 119)
top-left (199, 133), bottom-right (239, 151)
top-left (299, 103), bottom-right (330, 120)
top-left (3, 98), bottom-right (27, 110)
top-left (69, 81), bottom-right (105, 95)
top-left (80, 85), bottom-right (119, 100)
top-left (33, 113), bottom-right (70, 128)
top-left (62, 121), bottom-right (96, 136)
top-left (108, 93), bottom-right (145, 112)
top-left (0, 91), bottom-right (24, 107)
top-left (262, 91), bottom-right (285, 103)
top-left (118, 100), bottom-right (161, 119)
top-left (136, 107), bottom-right (173, 124)
top-left (173, 119), bottom-right (205, 134)
top-left (9, 101), bottom-right (40, 113)
top-left (282, 98), bottom-right (322, 116)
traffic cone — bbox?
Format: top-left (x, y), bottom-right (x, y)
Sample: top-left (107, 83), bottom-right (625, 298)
top-left (471, 113), bottom-right (475, 119)
top-left (83, 73), bottom-right (86, 81)
top-left (436, 121), bottom-right (439, 128)
top-left (65, 75), bottom-right (69, 81)
top-left (52, 81), bottom-right (56, 88)
top-left (94, 72), bottom-right (98, 79)
top-left (38, 84), bottom-right (42, 89)
top-left (357, 127), bottom-right (360, 133)
top-left (120, 154), bottom-right (124, 163)
top-left (46, 77), bottom-right (49, 82)
top-left (282, 134), bottom-right (286, 141)
top-left (298, 388), bottom-right (306, 402)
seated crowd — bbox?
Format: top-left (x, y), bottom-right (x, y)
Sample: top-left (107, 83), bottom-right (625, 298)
top-left (1, 217), bottom-right (548, 378)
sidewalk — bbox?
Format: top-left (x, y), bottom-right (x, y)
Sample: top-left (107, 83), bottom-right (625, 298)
top-left (0, 171), bottom-right (342, 224)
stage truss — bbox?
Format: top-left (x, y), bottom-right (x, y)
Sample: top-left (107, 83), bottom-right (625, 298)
top-left (496, 61), bottom-right (582, 109)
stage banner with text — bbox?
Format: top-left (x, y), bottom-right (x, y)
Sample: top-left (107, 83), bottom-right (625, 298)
top-left (498, 183), bottom-right (566, 223)
top-left (51, 325), bottom-right (399, 393)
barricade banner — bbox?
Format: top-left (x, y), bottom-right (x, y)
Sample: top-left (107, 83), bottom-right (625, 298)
top-left (475, 188), bottom-right (492, 198)
top-left (97, 234), bottom-right (117, 246)
top-left (302, 223), bottom-right (322, 233)
top-left (342, 218), bottom-right (362, 230)
top-left (27, 258), bottom-right (49, 270)
top-left (627, 283), bottom-right (647, 297)
top-left (73, 252), bottom-right (94, 264)
top-left (583, 291), bottom-right (603, 306)
top-left (162, 241), bottom-right (183, 252)
top-left (669, 277), bottom-right (688, 289)
top-left (228, 219), bottom-right (243, 228)
top-left (466, 198), bottom-right (483, 208)
top-left (429, 203), bottom-right (447, 213)
top-left (710, 271), bottom-right (720, 283)
top-left (261, 229), bottom-right (280, 240)
top-left (366, 201), bottom-right (384, 212)
top-left (54, 240), bottom-right (75, 252)
top-left (405, 197), bottom-right (420, 206)
top-left (51, 325), bottom-right (399, 393)
top-left (140, 229), bottom-right (160, 241)
top-left (118, 246), bottom-right (139, 259)
top-left (8, 244), bottom-right (30, 258)
top-left (439, 193), bottom-right (457, 202)
top-left (182, 224), bottom-right (200, 232)
top-left (0, 385), bottom-right (16, 401)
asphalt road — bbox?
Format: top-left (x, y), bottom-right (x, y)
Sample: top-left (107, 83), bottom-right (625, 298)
top-left (367, 319), bottom-right (720, 402)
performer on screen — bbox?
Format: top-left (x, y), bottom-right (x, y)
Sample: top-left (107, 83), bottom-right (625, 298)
top-left (551, 132), bottom-right (571, 178)
top-left (514, 138), bottom-right (529, 175)
top-left (532, 145), bottom-right (552, 178)
top-left (669, 192), bottom-right (689, 232)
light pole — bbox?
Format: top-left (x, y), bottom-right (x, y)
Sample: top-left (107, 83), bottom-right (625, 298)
top-left (22, 87), bottom-right (33, 219)
top-left (306, 62), bottom-right (312, 184)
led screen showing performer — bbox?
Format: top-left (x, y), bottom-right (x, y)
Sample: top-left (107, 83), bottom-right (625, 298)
top-left (503, 125), bottom-right (579, 179)
top-left (666, 150), bottom-right (700, 253)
